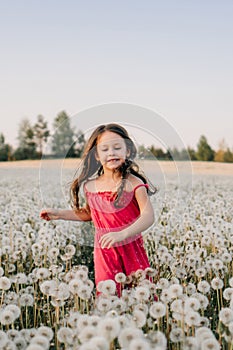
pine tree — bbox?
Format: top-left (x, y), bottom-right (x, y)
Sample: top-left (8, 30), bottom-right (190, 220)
top-left (51, 111), bottom-right (75, 158)
top-left (33, 115), bottom-right (50, 158)
top-left (196, 135), bottom-right (215, 161)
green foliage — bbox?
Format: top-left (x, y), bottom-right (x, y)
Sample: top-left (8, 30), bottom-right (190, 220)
top-left (51, 111), bottom-right (76, 158)
top-left (74, 129), bottom-right (86, 158)
top-left (223, 148), bottom-right (233, 162)
top-left (187, 147), bottom-right (197, 160)
top-left (196, 135), bottom-right (215, 161)
top-left (33, 114), bottom-right (50, 158)
top-left (14, 118), bottom-right (38, 160)
top-left (0, 133), bottom-right (12, 161)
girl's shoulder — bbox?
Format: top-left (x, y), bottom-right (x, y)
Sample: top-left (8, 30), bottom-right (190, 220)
top-left (126, 174), bottom-right (148, 192)
top-left (84, 179), bottom-right (96, 193)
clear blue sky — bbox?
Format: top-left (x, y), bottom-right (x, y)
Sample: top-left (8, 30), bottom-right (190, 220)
top-left (0, 0), bottom-right (233, 150)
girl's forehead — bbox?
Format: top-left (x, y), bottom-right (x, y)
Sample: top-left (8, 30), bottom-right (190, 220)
top-left (97, 131), bottom-right (124, 144)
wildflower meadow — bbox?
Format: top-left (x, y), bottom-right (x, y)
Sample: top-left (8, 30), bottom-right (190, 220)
top-left (0, 161), bottom-right (232, 350)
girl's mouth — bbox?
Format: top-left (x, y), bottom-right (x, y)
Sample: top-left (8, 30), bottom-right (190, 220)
top-left (107, 158), bottom-right (120, 163)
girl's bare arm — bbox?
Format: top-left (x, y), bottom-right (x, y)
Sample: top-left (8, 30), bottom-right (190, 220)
top-left (99, 185), bottom-right (154, 248)
top-left (40, 207), bottom-right (91, 222)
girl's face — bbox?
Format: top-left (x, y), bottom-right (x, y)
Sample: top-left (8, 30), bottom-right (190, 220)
top-left (96, 131), bottom-right (129, 170)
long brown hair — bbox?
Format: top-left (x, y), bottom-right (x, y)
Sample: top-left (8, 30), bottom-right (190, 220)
top-left (70, 123), bottom-right (157, 209)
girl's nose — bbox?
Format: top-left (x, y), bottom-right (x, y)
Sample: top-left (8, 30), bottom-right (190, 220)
top-left (108, 147), bottom-right (115, 155)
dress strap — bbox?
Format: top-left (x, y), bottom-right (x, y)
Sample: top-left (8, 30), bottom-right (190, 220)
top-left (133, 183), bottom-right (149, 193)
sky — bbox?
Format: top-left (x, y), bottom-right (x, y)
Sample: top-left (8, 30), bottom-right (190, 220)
top-left (0, 0), bottom-right (233, 150)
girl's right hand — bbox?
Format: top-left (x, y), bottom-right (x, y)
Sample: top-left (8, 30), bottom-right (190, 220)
top-left (40, 209), bottom-right (60, 221)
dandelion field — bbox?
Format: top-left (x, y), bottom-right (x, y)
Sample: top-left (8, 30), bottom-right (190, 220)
top-left (0, 161), bottom-right (233, 350)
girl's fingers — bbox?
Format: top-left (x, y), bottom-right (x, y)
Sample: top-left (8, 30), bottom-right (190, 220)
top-left (40, 211), bottom-right (51, 221)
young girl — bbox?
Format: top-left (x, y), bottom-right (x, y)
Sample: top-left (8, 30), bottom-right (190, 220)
top-left (40, 123), bottom-right (157, 295)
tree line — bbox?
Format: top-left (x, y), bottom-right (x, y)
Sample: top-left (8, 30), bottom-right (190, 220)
top-left (0, 111), bottom-right (233, 162)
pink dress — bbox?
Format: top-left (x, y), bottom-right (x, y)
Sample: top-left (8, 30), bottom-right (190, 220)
top-left (85, 183), bottom-right (151, 293)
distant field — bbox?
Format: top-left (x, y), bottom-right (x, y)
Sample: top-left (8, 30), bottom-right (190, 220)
top-left (1, 159), bottom-right (233, 176)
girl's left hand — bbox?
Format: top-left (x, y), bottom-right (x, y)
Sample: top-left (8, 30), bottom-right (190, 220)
top-left (99, 231), bottom-right (127, 249)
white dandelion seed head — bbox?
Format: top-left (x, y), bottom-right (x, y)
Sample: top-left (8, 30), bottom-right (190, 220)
top-left (76, 314), bottom-right (90, 332)
top-left (0, 276), bottom-right (11, 290)
top-left (75, 269), bottom-right (88, 282)
top-left (170, 299), bottom-right (185, 314)
top-left (195, 267), bottom-right (207, 279)
top-left (88, 315), bottom-right (101, 328)
top-left (168, 283), bottom-right (183, 299)
top-left (2, 245), bottom-right (12, 255)
top-left (111, 299), bottom-right (126, 314)
top-left (7, 329), bottom-right (20, 341)
top-left (67, 311), bottom-right (80, 328)
top-left (160, 288), bottom-right (171, 303)
top-left (145, 267), bottom-right (157, 277)
top-left (134, 269), bottom-right (146, 281)
top-left (99, 280), bottom-right (116, 296)
top-left (229, 277), bottom-right (233, 288)
top-left (212, 259), bottom-right (224, 271)
top-left (48, 247), bottom-right (60, 259)
top-left (169, 327), bottom-right (183, 343)
top-left (36, 268), bottom-right (51, 281)
top-left (14, 272), bottom-right (28, 284)
top-left (183, 336), bottom-right (199, 350)
top-left (200, 337), bottom-right (220, 350)
top-left (65, 244), bottom-right (76, 256)
top-left (86, 336), bottom-right (109, 350)
top-left (0, 309), bottom-right (15, 325)
top-left (156, 278), bottom-right (169, 290)
top-left (170, 276), bottom-right (180, 285)
top-left (68, 278), bottom-right (84, 295)
top-left (115, 272), bottom-right (126, 283)
top-left (29, 335), bottom-right (50, 349)
top-left (118, 314), bottom-right (131, 328)
top-left (128, 337), bottom-right (151, 350)
top-left (84, 279), bottom-right (94, 291)
top-left (40, 280), bottom-right (57, 296)
top-left (185, 297), bottom-right (201, 312)
top-left (78, 326), bottom-right (98, 344)
top-left (97, 317), bottom-right (121, 341)
top-left (19, 293), bottom-right (34, 307)
top-left (118, 327), bottom-right (144, 348)
top-left (56, 327), bottom-right (74, 345)
top-left (77, 285), bottom-right (92, 300)
top-left (219, 307), bottom-right (233, 326)
top-left (149, 301), bottom-right (166, 319)
top-left (5, 304), bottom-right (21, 320)
top-left (185, 283), bottom-right (197, 296)
top-left (0, 330), bottom-right (8, 347)
top-left (134, 286), bottom-right (150, 302)
top-left (133, 303), bottom-right (149, 316)
top-left (223, 287), bottom-right (233, 301)
top-left (37, 326), bottom-right (54, 341)
top-left (211, 277), bottom-right (224, 290)
top-left (96, 296), bottom-right (112, 313)
top-left (147, 330), bottom-right (167, 348)
top-left (26, 344), bottom-right (44, 350)
top-left (131, 309), bottom-right (147, 328)
top-left (197, 280), bottom-right (210, 294)
top-left (195, 327), bottom-right (214, 341)
top-left (13, 336), bottom-right (27, 349)
top-left (221, 252), bottom-right (232, 263)
top-left (184, 310), bottom-right (201, 327)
